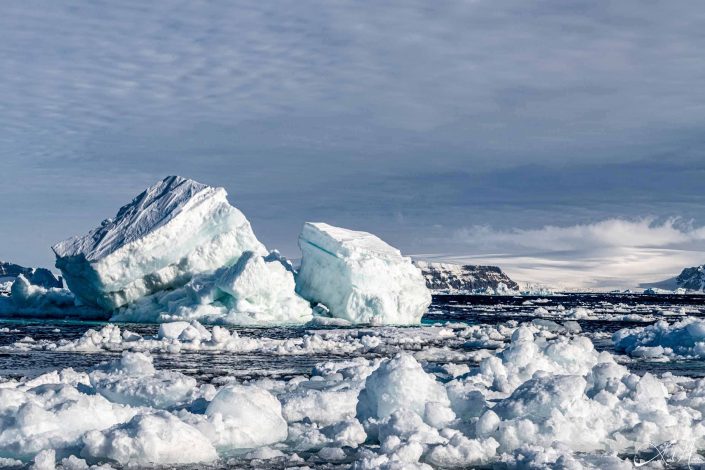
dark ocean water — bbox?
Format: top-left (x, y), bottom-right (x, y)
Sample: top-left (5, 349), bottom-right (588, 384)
top-left (2, 293), bottom-right (705, 382)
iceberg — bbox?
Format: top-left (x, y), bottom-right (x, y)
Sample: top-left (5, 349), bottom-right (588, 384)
top-left (10, 274), bottom-right (75, 309)
top-left (0, 261), bottom-right (62, 293)
top-left (112, 251), bottom-right (312, 325)
top-left (295, 222), bottom-right (430, 325)
top-left (52, 176), bottom-right (266, 310)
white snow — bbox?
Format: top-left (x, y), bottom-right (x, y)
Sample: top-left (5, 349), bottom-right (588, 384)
top-left (53, 176), bottom-right (266, 310)
top-left (295, 222), bottom-right (431, 325)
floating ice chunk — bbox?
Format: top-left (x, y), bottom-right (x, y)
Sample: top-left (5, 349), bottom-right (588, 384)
top-left (493, 375), bottom-right (588, 420)
top-left (215, 251), bottom-right (312, 324)
top-left (0, 458), bottom-right (23, 467)
top-left (82, 411), bottom-right (217, 466)
top-left (425, 432), bottom-right (498, 467)
top-left (567, 307), bottom-right (593, 319)
top-left (53, 176), bottom-right (266, 310)
top-left (296, 222), bottom-right (430, 325)
top-left (200, 384), bottom-right (288, 449)
top-left (157, 321), bottom-right (193, 340)
top-left (357, 353), bottom-right (450, 425)
top-left (614, 318), bottom-right (705, 359)
top-left (281, 387), bottom-right (359, 426)
top-left (89, 352), bottom-right (197, 409)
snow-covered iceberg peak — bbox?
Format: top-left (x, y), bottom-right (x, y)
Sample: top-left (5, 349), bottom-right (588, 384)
top-left (53, 176), bottom-right (266, 310)
top-left (295, 222), bottom-right (431, 325)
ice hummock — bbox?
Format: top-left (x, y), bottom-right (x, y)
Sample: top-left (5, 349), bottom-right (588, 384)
top-left (295, 222), bottom-right (431, 325)
top-left (52, 176), bottom-right (266, 310)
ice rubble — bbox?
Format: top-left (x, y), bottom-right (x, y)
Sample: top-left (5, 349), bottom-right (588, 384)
top-left (53, 176), bottom-right (267, 310)
top-left (1, 320), bottom-right (509, 361)
top-left (614, 317), bottom-right (705, 359)
top-left (296, 222), bottom-right (431, 325)
top-left (4, 321), bottom-right (705, 467)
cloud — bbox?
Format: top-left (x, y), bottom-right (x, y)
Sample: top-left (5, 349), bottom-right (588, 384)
top-left (420, 219), bottom-right (705, 290)
top-left (453, 218), bottom-right (705, 252)
top-left (3, 1), bottom-right (705, 270)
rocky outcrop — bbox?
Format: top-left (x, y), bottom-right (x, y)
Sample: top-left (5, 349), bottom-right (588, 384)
top-left (676, 265), bottom-right (705, 292)
top-left (413, 261), bottom-right (519, 293)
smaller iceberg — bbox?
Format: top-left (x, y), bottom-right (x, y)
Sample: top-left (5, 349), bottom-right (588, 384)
top-left (295, 222), bottom-right (431, 325)
top-left (0, 261), bottom-right (62, 294)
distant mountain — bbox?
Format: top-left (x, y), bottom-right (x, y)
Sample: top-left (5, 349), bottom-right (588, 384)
top-left (675, 265), bottom-right (705, 292)
top-left (641, 265), bottom-right (705, 293)
top-left (413, 260), bottom-right (519, 293)
top-left (0, 261), bottom-right (63, 294)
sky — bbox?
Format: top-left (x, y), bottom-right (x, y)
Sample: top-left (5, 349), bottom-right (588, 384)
top-left (2, 1), bottom-right (705, 290)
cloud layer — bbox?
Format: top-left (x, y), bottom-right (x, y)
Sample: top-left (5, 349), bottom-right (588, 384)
top-left (418, 219), bottom-right (705, 290)
top-left (2, 1), bottom-right (705, 282)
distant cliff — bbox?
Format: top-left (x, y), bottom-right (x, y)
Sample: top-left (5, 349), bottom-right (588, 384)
top-left (675, 265), bottom-right (705, 292)
top-left (413, 261), bottom-right (519, 293)
top-left (0, 261), bottom-right (63, 294)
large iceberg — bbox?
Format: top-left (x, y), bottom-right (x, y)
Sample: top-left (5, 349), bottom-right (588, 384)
top-left (295, 222), bottom-right (431, 325)
top-left (52, 176), bottom-right (266, 310)
top-left (113, 251), bottom-right (312, 325)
